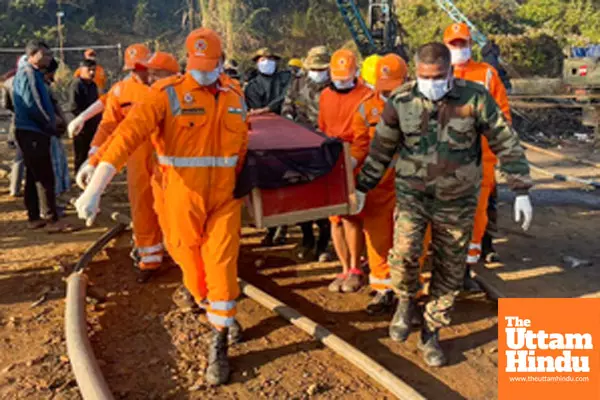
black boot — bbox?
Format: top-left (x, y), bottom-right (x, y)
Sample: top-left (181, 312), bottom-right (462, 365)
top-left (417, 327), bottom-right (447, 367)
top-left (137, 268), bottom-right (158, 284)
top-left (228, 319), bottom-right (243, 345)
top-left (463, 265), bottom-right (482, 293)
top-left (366, 290), bottom-right (396, 316)
top-left (206, 328), bottom-right (230, 386)
top-left (389, 298), bottom-right (416, 342)
top-left (261, 228), bottom-right (276, 247)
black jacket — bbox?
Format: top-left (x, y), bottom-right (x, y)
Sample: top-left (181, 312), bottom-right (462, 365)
top-left (68, 78), bottom-right (101, 133)
top-left (244, 71), bottom-right (292, 115)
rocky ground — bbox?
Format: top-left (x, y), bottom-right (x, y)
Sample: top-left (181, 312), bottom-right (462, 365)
top-left (1, 113), bottom-right (600, 399)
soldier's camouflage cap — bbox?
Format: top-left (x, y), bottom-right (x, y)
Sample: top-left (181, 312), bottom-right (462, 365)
top-left (252, 47), bottom-right (281, 62)
top-left (304, 46), bottom-right (330, 70)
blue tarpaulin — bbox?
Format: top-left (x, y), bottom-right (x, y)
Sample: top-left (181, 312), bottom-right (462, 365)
top-left (571, 45), bottom-right (600, 58)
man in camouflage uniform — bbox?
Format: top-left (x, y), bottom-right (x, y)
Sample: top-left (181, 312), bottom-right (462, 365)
top-left (355, 43), bottom-right (533, 367)
top-left (281, 46), bottom-right (333, 262)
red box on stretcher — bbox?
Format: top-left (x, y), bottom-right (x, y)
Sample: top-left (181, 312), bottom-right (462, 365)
top-left (244, 115), bottom-right (358, 228)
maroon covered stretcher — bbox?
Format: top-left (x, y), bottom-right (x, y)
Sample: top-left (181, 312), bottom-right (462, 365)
top-left (237, 114), bottom-right (357, 228)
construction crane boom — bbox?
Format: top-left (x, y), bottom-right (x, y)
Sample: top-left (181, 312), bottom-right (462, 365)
top-left (434, 0), bottom-right (488, 48)
top-left (335, 0), bottom-right (408, 59)
top-left (335, 0), bottom-right (378, 56)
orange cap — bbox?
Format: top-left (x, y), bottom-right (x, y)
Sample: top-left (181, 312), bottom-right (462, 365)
top-left (375, 54), bottom-right (408, 92)
top-left (330, 49), bottom-right (357, 81)
top-left (123, 43), bottom-right (152, 71)
top-left (147, 52), bottom-right (180, 74)
top-left (443, 23), bottom-right (471, 44)
top-left (84, 48), bottom-right (96, 59)
top-left (185, 28), bottom-right (222, 71)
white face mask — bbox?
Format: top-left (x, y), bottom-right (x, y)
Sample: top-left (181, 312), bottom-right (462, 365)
top-left (308, 70), bottom-right (329, 84)
top-left (333, 79), bottom-right (355, 90)
top-left (450, 47), bottom-right (472, 65)
top-left (190, 63), bottom-right (222, 86)
top-left (257, 59), bottom-right (277, 75)
top-left (417, 73), bottom-right (452, 101)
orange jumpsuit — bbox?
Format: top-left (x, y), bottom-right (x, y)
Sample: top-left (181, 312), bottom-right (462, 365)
top-left (318, 81), bottom-right (373, 225)
top-left (88, 75), bottom-right (164, 271)
top-left (351, 93), bottom-right (395, 291)
top-left (99, 73), bottom-right (248, 328)
top-left (420, 60), bottom-right (512, 265)
top-left (75, 64), bottom-right (108, 93)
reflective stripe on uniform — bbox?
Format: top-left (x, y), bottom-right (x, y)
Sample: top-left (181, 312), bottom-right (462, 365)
top-left (165, 86), bottom-right (182, 116)
top-left (358, 103), bottom-right (368, 127)
top-left (207, 312), bottom-right (235, 327)
top-left (369, 276), bottom-right (392, 286)
top-left (467, 254), bottom-right (480, 264)
top-left (137, 243), bottom-right (164, 255)
top-left (140, 255), bottom-right (163, 264)
top-left (210, 300), bottom-right (236, 312)
top-left (485, 68), bottom-right (493, 90)
top-left (469, 243), bottom-right (482, 251)
top-left (158, 155), bottom-right (238, 168)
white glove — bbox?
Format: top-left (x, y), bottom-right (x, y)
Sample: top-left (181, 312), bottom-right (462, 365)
top-left (514, 195), bottom-right (533, 231)
top-left (76, 160), bottom-right (96, 190)
top-left (75, 162), bottom-right (116, 227)
top-left (67, 115), bottom-right (85, 138)
top-left (352, 190), bottom-right (367, 215)
top-left (350, 157), bottom-right (358, 169)
top-left (68, 99), bottom-right (105, 139)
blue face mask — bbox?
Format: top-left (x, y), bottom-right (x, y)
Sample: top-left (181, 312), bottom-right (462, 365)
top-left (190, 63), bottom-right (222, 86)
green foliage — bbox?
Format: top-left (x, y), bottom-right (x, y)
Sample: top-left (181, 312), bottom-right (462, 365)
top-left (82, 16), bottom-right (100, 33)
top-left (0, 0), bottom-right (597, 78)
top-left (396, 0), bottom-right (598, 76)
top-left (517, 0), bottom-right (600, 42)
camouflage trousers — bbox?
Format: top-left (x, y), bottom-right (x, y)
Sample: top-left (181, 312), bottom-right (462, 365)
top-left (389, 191), bottom-right (477, 330)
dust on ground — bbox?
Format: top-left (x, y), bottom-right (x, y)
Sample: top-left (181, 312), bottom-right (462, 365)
top-left (1, 131), bottom-right (600, 399)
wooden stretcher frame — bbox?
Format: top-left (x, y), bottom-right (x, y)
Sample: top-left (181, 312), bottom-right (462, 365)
top-left (244, 143), bottom-right (358, 229)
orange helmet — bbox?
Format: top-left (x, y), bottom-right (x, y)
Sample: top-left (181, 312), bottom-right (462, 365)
top-left (376, 54), bottom-right (408, 92)
top-left (84, 48), bottom-right (96, 59)
top-left (443, 23), bottom-right (472, 44)
top-left (147, 52), bottom-right (180, 74)
top-left (330, 49), bottom-right (357, 81)
top-left (123, 43), bottom-right (152, 71)
top-left (185, 28), bottom-right (223, 71)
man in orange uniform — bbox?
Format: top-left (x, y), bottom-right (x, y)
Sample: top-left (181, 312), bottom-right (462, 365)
top-left (79, 51), bottom-right (182, 264)
top-left (74, 48), bottom-right (108, 93)
top-left (318, 49), bottom-right (372, 293)
top-left (78, 44), bottom-right (166, 283)
top-left (420, 23), bottom-right (513, 291)
top-left (351, 54), bottom-right (407, 314)
top-left (147, 51), bottom-right (181, 84)
top-left (75, 28), bottom-right (248, 386)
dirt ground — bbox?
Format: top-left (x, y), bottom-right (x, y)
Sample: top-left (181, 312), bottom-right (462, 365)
top-left (1, 130), bottom-right (600, 399)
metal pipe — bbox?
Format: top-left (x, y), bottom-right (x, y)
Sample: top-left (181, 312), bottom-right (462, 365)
top-left (73, 221), bottom-right (128, 272)
top-left (66, 272), bottom-right (115, 400)
top-left (522, 141), bottom-right (600, 169)
top-left (530, 163), bottom-right (600, 189)
top-left (65, 214), bottom-right (129, 399)
top-left (239, 279), bottom-right (427, 400)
